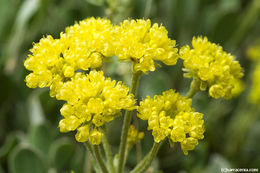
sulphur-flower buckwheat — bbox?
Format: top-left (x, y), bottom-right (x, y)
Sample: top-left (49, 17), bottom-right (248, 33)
top-left (137, 89), bottom-right (205, 155)
top-left (58, 70), bottom-right (136, 145)
top-left (180, 36), bottom-right (244, 99)
top-left (24, 18), bottom-right (114, 97)
top-left (113, 19), bottom-right (179, 73)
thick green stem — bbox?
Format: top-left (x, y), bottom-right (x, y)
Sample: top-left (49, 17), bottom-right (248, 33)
top-left (130, 142), bottom-right (161, 173)
top-left (117, 71), bottom-right (142, 173)
top-left (93, 145), bottom-right (109, 173)
top-left (186, 78), bottom-right (200, 98)
top-left (102, 134), bottom-right (115, 173)
top-left (84, 142), bottom-right (94, 156)
top-left (85, 149), bottom-right (93, 173)
top-left (84, 142), bottom-right (100, 173)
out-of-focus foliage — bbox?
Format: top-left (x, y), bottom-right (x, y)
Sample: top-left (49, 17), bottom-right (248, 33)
top-left (0, 0), bottom-right (259, 172)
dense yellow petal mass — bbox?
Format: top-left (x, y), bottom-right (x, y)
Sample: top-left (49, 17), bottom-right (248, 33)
top-left (113, 19), bottom-right (178, 73)
top-left (180, 36), bottom-right (244, 99)
top-left (137, 89), bottom-right (205, 155)
top-left (63, 18), bottom-right (114, 72)
top-left (24, 18), bottom-right (114, 97)
top-left (58, 70), bottom-right (136, 145)
top-left (24, 35), bottom-right (65, 96)
top-left (24, 17), bottom-right (180, 145)
top-left (24, 18), bottom-right (179, 99)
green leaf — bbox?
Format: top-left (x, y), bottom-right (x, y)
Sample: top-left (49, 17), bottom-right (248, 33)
top-left (203, 154), bottom-right (231, 173)
top-left (0, 133), bottom-right (18, 161)
top-left (28, 93), bottom-right (45, 125)
top-left (49, 138), bottom-right (76, 172)
top-left (29, 124), bottom-right (53, 154)
top-left (8, 145), bottom-right (47, 173)
top-left (86, 0), bottom-right (104, 6)
top-left (243, 122), bottom-right (260, 166)
top-left (70, 145), bottom-right (85, 173)
top-left (3, 0), bottom-right (40, 74)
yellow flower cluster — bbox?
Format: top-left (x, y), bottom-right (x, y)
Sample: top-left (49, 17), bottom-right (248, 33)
top-left (24, 35), bottom-right (65, 96)
top-left (180, 36), bottom-right (244, 99)
top-left (247, 41), bottom-right (260, 105)
top-left (127, 125), bottom-right (144, 148)
top-left (24, 17), bottom-right (178, 144)
top-left (24, 18), bottom-right (114, 97)
top-left (137, 89), bottom-right (205, 155)
top-left (58, 70), bottom-right (136, 144)
top-left (113, 19), bottom-right (178, 73)
top-left (25, 18), bottom-right (178, 90)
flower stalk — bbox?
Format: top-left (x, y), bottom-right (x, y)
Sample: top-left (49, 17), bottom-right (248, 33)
top-left (93, 145), bottom-right (109, 173)
top-left (117, 71), bottom-right (142, 173)
top-left (102, 134), bottom-right (115, 173)
top-left (130, 142), bottom-right (162, 173)
top-left (84, 142), bottom-right (100, 173)
top-left (186, 78), bottom-right (200, 98)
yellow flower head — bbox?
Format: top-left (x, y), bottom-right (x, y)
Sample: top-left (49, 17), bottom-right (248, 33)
top-left (137, 89), bottom-right (205, 155)
top-left (63, 17), bottom-right (114, 73)
top-left (127, 125), bottom-right (144, 148)
top-left (113, 19), bottom-right (178, 73)
top-left (24, 17), bottom-right (181, 145)
top-left (58, 70), bottom-right (136, 145)
top-left (180, 36), bottom-right (244, 99)
top-left (24, 18), bottom-right (113, 97)
top-left (24, 35), bottom-right (66, 96)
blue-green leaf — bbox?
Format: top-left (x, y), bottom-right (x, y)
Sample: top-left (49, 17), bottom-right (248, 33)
top-left (29, 124), bottom-right (53, 154)
top-left (49, 138), bottom-right (76, 172)
top-left (8, 145), bottom-right (47, 173)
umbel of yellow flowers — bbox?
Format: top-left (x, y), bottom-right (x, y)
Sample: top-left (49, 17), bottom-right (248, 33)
top-left (138, 89), bottom-right (205, 155)
top-left (180, 36), bottom-right (244, 99)
top-left (24, 18), bottom-right (179, 95)
top-left (58, 70), bottom-right (136, 145)
top-left (24, 17), bottom-right (179, 145)
top-left (24, 17), bottom-right (243, 154)
top-left (113, 19), bottom-right (178, 72)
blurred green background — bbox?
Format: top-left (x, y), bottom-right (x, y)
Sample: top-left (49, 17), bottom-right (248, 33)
top-left (0, 0), bottom-right (260, 172)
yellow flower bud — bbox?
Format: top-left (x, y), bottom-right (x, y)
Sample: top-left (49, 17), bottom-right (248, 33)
top-left (75, 125), bottom-right (90, 142)
top-left (209, 84), bottom-right (225, 99)
top-left (89, 129), bottom-right (103, 145)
